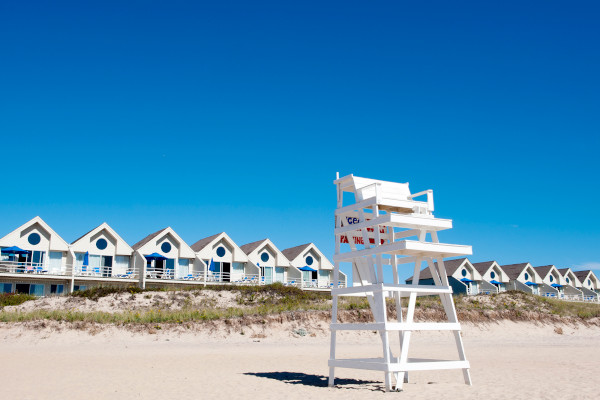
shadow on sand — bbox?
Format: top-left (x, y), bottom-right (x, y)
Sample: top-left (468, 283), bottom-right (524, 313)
top-left (243, 371), bottom-right (381, 391)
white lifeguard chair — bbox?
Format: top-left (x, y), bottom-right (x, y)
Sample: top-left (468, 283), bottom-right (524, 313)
top-left (328, 174), bottom-right (472, 392)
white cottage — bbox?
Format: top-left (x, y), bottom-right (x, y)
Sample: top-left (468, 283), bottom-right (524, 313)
top-left (534, 265), bottom-right (568, 298)
top-left (556, 267), bottom-right (585, 300)
top-left (240, 239), bottom-right (300, 285)
top-left (191, 232), bottom-right (257, 283)
top-left (132, 227), bottom-right (201, 288)
top-left (406, 258), bottom-right (484, 295)
top-left (69, 223), bottom-right (134, 279)
top-left (500, 263), bottom-right (544, 295)
top-left (573, 270), bottom-right (600, 301)
top-left (281, 243), bottom-right (346, 288)
top-left (0, 216), bottom-right (70, 295)
top-left (472, 261), bottom-right (510, 293)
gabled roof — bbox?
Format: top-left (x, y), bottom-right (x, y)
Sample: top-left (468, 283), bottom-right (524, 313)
top-left (190, 232), bottom-right (224, 252)
top-left (407, 258), bottom-right (469, 281)
top-left (71, 222), bottom-right (133, 255)
top-left (131, 227), bottom-right (196, 259)
top-left (240, 239), bottom-right (268, 255)
top-left (240, 238), bottom-right (293, 268)
top-left (282, 243), bottom-right (338, 273)
top-left (573, 270), bottom-right (596, 282)
top-left (472, 261), bottom-right (495, 275)
top-left (71, 226), bottom-right (98, 244)
top-left (281, 243), bottom-right (311, 262)
top-left (132, 228), bottom-right (168, 251)
top-left (557, 268), bottom-right (582, 286)
top-left (190, 232), bottom-right (250, 263)
top-left (0, 216), bottom-right (69, 251)
top-left (533, 265), bottom-right (555, 279)
top-left (499, 263), bottom-right (531, 280)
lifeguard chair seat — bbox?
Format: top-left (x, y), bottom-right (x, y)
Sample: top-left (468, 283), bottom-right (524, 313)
top-left (343, 175), bottom-right (434, 215)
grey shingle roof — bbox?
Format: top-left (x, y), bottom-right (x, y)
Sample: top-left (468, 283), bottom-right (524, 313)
top-left (557, 268), bottom-right (569, 276)
top-left (533, 265), bottom-right (554, 278)
top-left (573, 270), bottom-right (592, 281)
top-left (499, 263), bottom-right (530, 280)
top-left (71, 224), bottom-right (102, 245)
top-left (190, 233), bottom-right (224, 252)
top-left (472, 261), bottom-right (495, 275)
top-left (132, 228), bottom-right (168, 251)
top-left (281, 243), bottom-right (312, 262)
top-left (406, 258), bottom-right (467, 282)
top-left (240, 239), bottom-right (268, 255)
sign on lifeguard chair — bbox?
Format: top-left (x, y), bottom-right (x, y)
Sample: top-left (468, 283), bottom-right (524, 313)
top-left (329, 173), bottom-right (472, 392)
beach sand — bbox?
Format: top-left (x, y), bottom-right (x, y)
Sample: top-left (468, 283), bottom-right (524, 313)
top-left (0, 321), bottom-right (598, 399)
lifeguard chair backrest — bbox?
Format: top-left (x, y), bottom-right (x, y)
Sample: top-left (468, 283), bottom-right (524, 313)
top-left (352, 176), bottom-right (411, 202)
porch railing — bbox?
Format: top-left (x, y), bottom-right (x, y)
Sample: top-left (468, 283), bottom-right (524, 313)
top-left (0, 260), bottom-right (71, 276)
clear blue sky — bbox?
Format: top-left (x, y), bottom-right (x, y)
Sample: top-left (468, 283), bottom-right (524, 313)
top-left (1, 1), bottom-right (599, 281)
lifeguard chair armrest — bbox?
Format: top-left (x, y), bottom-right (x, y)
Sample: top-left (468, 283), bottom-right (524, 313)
top-left (408, 189), bottom-right (434, 212)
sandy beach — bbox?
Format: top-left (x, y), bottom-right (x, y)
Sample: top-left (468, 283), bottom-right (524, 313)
top-left (1, 321), bottom-right (598, 400)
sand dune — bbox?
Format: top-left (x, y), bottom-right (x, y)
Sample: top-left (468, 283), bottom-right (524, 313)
top-left (1, 321), bottom-right (598, 399)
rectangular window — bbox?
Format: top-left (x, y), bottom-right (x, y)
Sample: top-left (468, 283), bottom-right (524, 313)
top-left (275, 267), bottom-right (285, 283)
top-left (73, 285), bottom-right (87, 292)
top-left (30, 284), bottom-right (45, 296)
top-left (50, 284), bottom-right (64, 294)
top-left (114, 255), bottom-right (130, 275)
top-left (75, 253), bottom-right (84, 268)
top-left (263, 267), bottom-right (273, 284)
top-left (0, 283), bottom-right (12, 293)
top-left (89, 255), bottom-right (102, 275)
top-left (178, 259), bottom-right (189, 278)
top-left (32, 251), bottom-right (45, 266)
top-left (49, 251), bottom-right (63, 273)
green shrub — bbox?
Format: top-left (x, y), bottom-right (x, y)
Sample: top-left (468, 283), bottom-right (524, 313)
top-left (0, 293), bottom-right (36, 308)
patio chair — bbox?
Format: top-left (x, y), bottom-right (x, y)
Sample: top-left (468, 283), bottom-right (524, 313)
top-left (25, 265), bottom-right (35, 273)
top-left (92, 266), bottom-right (101, 276)
top-left (34, 266), bottom-right (48, 274)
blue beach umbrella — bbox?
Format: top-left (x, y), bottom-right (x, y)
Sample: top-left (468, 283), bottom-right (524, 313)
top-left (209, 258), bottom-right (218, 272)
top-left (490, 280), bottom-right (501, 285)
top-left (83, 251), bottom-right (89, 266)
top-left (299, 266), bottom-right (317, 272)
top-left (1, 246), bottom-right (30, 254)
top-left (145, 252), bottom-right (167, 261)
top-left (460, 278), bottom-right (474, 283)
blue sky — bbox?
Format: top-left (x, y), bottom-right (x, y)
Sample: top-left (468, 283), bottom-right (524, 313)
top-left (1, 1), bottom-right (599, 280)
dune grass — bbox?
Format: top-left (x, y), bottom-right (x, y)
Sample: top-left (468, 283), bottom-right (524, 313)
top-left (0, 293), bottom-right (36, 308)
top-left (0, 286), bottom-right (599, 325)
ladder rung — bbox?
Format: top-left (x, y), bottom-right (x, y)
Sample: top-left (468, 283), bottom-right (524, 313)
top-left (331, 322), bottom-right (461, 331)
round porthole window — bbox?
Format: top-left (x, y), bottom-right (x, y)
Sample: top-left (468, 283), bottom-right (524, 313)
top-left (524, 273), bottom-right (529, 280)
top-left (306, 256), bottom-right (314, 266)
top-left (216, 246), bottom-right (226, 257)
top-left (96, 238), bottom-right (108, 250)
top-left (261, 252), bottom-right (269, 262)
top-left (566, 277), bottom-right (570, 284)
top-left (461, 269), bottom-right (467, 277)
top-left (490, 271), bottom-right (496, 279)
top-left (28, 233), bottom-right (41, 245)
top-left (161, 242), bottom-right (172, 253)
top-left (549, 275), bottom-right (554, 282)
top-left (588, 279), bottom-right (592, 286)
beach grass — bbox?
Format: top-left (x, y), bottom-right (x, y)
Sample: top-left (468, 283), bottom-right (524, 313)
top-left (0, 286), bottom-right (599, 325)
top-left (0, 293), bottom-right (36, 308)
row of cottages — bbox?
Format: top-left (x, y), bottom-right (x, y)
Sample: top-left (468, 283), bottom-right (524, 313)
top-left (0, 217), bottom-right (346, 296)
top-left (406, 258), bottom-right (600, 302)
